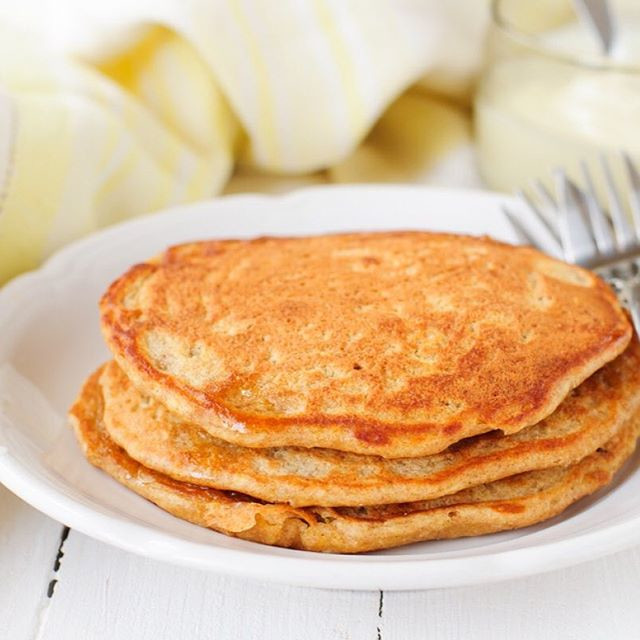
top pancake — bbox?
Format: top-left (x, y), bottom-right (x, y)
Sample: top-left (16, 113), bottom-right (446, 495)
top-left (100, 232), bottom-right (631, 458)
top-left (99, 334), bottom-right (640, 506)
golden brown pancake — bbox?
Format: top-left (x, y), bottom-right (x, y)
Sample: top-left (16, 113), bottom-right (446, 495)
top-left (70, 367), bottom-right (640, 554)
top-left (100, 233), bottom-right (630, 458)
top-left (100, 335), bottom-right (640, 506)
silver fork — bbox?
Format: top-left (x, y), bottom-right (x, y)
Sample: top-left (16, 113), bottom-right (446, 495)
top-left (503, 153), bottom-right (640, 333)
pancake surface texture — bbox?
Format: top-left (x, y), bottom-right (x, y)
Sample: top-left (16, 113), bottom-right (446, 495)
top-left (70, 368), bottom-right (640, 553)
top-left (100, 233), bottom-right (631, 457)
top-left (100, 336), bottom-right (640, 506)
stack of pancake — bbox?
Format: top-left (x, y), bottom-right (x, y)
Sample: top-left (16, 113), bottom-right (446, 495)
top-left (69, 232), bottom-right (640, 553)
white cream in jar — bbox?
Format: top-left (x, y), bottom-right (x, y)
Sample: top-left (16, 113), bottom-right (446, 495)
top-left (475, 1), bottom-right (640, 193)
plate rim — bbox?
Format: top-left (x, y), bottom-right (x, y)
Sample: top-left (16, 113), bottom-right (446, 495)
top-left (1, 183), bottom-right (638, 591)
top-left (2, 448), bottom-right (640, 591)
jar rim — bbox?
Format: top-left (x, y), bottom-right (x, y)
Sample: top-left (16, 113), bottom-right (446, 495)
top-left (491, 0), bottom-right (640, 73)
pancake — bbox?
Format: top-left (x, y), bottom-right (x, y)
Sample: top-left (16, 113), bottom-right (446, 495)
top-left (70, 367), bottom-right (640, 554)
top-left (100, 232), bottom-right (631, 457)
top-left (100, 335), bottom-right (640, 506)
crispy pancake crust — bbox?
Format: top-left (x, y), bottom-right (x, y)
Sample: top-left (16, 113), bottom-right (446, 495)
top-left (100, 233), bottom-right (631, 457)
top-left (70, 368), bottom-right (640, 553)
top-left (100, 336), bottom-right (640, 506)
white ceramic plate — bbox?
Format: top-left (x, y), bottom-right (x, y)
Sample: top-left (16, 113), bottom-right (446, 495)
top-left (1, 185), bottom-right (639, 591)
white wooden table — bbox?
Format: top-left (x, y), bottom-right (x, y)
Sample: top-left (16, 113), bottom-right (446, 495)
top-left (3, 484), bottom-right (640, 640)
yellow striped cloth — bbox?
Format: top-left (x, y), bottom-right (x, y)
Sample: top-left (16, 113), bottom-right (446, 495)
top-left (0, 0), bottom-right (488, 283)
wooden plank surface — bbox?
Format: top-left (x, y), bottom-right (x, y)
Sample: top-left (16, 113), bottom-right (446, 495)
top-left (382, 548), bottom-right (640, 640)
top-left (0, 486), bottom-right (65, 640)
top-left (38, 530), bottom-right (381, 640)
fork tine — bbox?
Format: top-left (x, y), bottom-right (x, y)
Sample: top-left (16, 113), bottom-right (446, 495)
top-left (580, 160), bottom-right (615, 255)
top-left (601, 153), bottom-right (637, 251)
top-left (622, 151), bottom-right (640, 239)
top-left (516, 188), bottom-right (560, 242)
top-left (555, 169), bottom-right (597, 265)
top-left (532, 179), bottom-right (557, 208)
top-left (502, 205), bottom-right (562, 258)
top-left (502, 205), bottom-right (536, 245)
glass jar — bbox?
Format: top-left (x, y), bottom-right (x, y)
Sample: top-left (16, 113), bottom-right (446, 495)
top-left (474, 0), bottom-right (640, 194)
